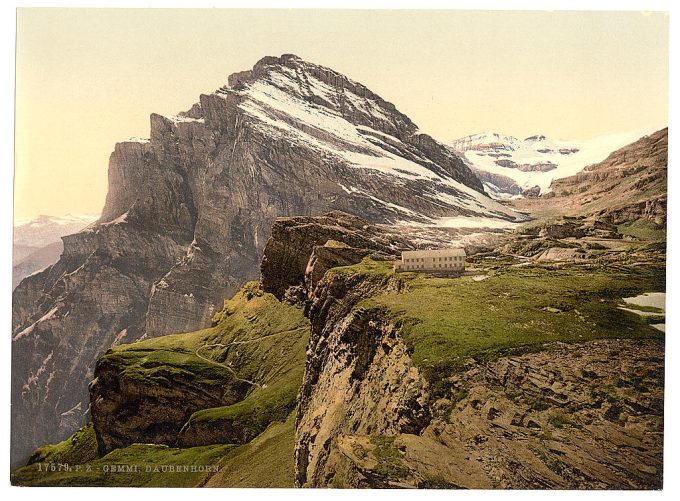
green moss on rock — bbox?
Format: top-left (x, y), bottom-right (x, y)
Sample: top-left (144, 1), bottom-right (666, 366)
top-left (25, 422), bottom-right (98, 467)
top-left (337, 259), bottom-right (664, 395)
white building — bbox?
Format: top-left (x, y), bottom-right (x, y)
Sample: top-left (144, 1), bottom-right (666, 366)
top-left (394, 248), bottom-right (466, 274)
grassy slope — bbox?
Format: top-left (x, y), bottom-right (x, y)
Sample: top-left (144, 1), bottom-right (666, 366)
top-left (13, 281), bottom-right (309, 487)
top-left (181, 281), bottom-right (309, 437)
top-left (202, 412), bottom-right (297, 487)
top-left (98, 280), bottom-right (309, 435)
top-left (617, 219), bottom-right (666, 241)
top-left (12, 415), bottom-right (297, 488)
top-left (334, 258), bottom-right (664, 395)
top-left (23, 422), bottom-right (99, 466)
top-left (100, 281), bottom-right (308, 384)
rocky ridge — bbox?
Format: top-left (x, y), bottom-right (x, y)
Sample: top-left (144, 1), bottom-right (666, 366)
top-left (11, 54), bottom-right (521, 466)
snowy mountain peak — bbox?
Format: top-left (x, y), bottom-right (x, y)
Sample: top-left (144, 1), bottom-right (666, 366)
top-left (218, 54), bottom-right (420, 148)
top-left (178, 54), bottom-right (522, 227)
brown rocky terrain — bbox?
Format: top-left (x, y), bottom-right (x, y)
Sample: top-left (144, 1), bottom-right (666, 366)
top-left (321, 339), bottom-right (663, 489)
top-left (12, 211), bottom-right (665, 489)
top-left (90, 348), bottom-right (253, 455)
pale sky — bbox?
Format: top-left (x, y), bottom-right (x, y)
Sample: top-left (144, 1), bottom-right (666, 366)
top-left (14, 9), bottom-right (668, 220)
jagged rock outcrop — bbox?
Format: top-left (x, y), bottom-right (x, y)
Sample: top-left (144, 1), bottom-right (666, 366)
top-left (304, 241), bottom-right (374, 292)
top-left (91, 351), bottom-right (252, 454)
top-left (260, 212), bottom-right (411, 300)
top-left (295, 271), bottom-right (431, 487)
top-left (11, 54), bottom-right (519, 466)
top-left (495, 217), bottom-right (636, 261)
top-left (534, 247), bottom-right (587, 262)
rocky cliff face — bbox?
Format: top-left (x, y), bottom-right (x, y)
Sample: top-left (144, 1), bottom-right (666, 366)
top-left (12, 54), bottom-right (520, 466)
top-left (296, 336), bottom-right (663, 488)
top-left (260, 211), bottom-right (414, 300)
top-left (293, 264), bottom-right (664, 489)
top-left (273, 213), bottom-right (664, 488)
top-left (295, 271), bottom-right (431, 487)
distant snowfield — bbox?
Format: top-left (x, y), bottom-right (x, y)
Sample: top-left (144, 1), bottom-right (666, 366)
top-left (620, 292), bottom-right (666, 333)
top-left (450, 127), bottom-right (662, 195)
top-left (429, 215), bottom-right (518, 229)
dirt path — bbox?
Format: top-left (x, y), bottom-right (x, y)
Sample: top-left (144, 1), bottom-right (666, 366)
top-left (194, 327), bottom-right (306, 388)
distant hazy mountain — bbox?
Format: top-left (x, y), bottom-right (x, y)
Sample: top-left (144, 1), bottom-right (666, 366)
top-left (13, 214), bottom-right (98, 289)
top-left (449, 130), bottom-right (658, 198)
top-left (14, 214), bottom-right (98, 247)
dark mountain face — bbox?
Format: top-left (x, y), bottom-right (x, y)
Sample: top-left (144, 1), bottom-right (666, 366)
top-left (11, 54), bottom-right (520, 466)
